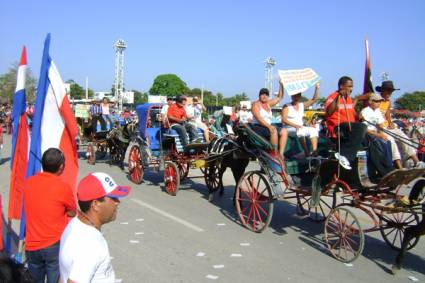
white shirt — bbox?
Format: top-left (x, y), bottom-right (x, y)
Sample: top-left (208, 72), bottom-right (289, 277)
top-left (284, 102), bottom-right (304, 127)
top-left (193, 104), bottom-right (203, 123)
top-left (360, 106), bottom-right (385, 131)
top-left (161, 104), bottom-right (169, 115)
top-left (101, 104), bottom-right (110, 115)
top-left (238, 110), bottom-right (253, 124)
top-left (252, 104), bottom-right (272, 125)
top-left (185, 104), bottom-right (195, 120)
top-left (60, 217), bottom-right (115, 283)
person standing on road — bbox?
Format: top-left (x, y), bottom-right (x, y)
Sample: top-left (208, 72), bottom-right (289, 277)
top-left (59, 172), bottom-right (131, 283)
top-left (24, 148), bottom-right (76, 283)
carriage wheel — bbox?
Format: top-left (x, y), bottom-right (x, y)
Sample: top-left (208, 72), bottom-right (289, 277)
top-left (235, 171), bottom-right (274, 233)
top-left (296, 189), bottom-right (336, 222)
top-left (164, 161), bottom-right (180, 196)
top-left (204, 161), bottom-right (222, 202)
top-left (87, 142), bottom-right (96, 165)
top-left (178, 161), bottom-right (190, 182)
top-left (324, 206), bottom-right (364, 263)
top-left (128, 145), bottom-right (143, 184)
top-left (379, 211), bottom-right (420, 251)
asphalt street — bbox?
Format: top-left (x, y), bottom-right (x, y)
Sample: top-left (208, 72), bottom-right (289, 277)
top-left (0, 133), bottom-right (424, 283)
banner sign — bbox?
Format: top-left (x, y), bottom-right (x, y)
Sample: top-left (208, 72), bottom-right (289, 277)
top-left (74, 104), bottom-right (89, 118)
top-left (148, 95), bottom-right (167, 103)
top-left (278, 68), bottom-right (321, 96)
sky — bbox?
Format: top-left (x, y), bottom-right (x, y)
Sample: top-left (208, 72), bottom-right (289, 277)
top-left (1, 0), bottom-right (425, 104)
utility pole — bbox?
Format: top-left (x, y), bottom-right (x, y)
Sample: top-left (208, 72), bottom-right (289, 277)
top-left (85, 76), bottom-right (88, 100)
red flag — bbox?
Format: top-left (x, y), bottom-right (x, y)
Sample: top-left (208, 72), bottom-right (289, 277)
top-left (8, 47), bottom-right (29, 220)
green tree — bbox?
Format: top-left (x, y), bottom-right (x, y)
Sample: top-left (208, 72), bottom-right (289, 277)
top-left (149, 74), bottom-right (188, 96)
top-left (133, 90), bottom-right (148, 105)
top-left (394, 91), bottom-right (425, 111)
top-left (66, 79), bottom-right (85, 99)
top-left (0, 62), bottom-right (36, 103)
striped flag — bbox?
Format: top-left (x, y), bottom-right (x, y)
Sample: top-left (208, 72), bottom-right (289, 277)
top-left (26, 33), bottom-right (79, 189)
top-left (8, 46), bottom-right (29, 220)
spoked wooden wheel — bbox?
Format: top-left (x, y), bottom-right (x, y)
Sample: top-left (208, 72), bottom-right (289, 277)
top-left (164, 161), bottom-right (180, 196)
top-left (204, 161), bottom-right (222, 202)
top-left (379, 211), bottom-right (420, 251)
top-left (235, 171), bottom-right (274, 233)
top-left (87, 142), bottom-right (96, 165)
top-left (128, 145), bottom-right (143, 184)
top-left (324, 206), bottom-right (364, 263)
top-left (178, 161), bottom-right (190, 182)
top-left (296, 189), bottom-right (336, 222)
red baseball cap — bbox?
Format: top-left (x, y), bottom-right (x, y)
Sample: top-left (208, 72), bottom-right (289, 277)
top-left (77, 172), bottom-right (131, 201)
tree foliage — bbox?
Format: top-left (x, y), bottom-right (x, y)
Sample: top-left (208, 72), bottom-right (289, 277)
top-left (0, 62), bottom-right (36, 103)
top-left (66, 79), bottom-right (94, 100)
top-left (149, 74), bottom-right (188, 96)
top-left (394, 91), bottom-right (425, 111)
top-left (133, 89), bottom-right (148, 105)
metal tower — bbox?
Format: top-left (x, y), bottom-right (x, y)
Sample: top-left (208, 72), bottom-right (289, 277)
top-left (264, 57), bottom-right (276, 94)
top-left (114, 39), bottom-right (127, 110)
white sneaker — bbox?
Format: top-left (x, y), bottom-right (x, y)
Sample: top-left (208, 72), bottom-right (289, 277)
top-left (415, 161), bottom-right (425, 168)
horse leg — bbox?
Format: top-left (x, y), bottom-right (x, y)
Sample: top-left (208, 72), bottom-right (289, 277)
top-left (230, 158), bottom-right (249, 206)
top-left (392, 217), bottom-right (425, 274)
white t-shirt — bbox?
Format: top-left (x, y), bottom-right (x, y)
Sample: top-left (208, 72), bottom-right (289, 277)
top-left (284, 102), bottom-right (304, 127)
top-left (101, 104), bottom-right (110, 115)
top-left (60, 217), bottom-right (115, 283)
top-left (360, 106), bottom-right (385, 131)
top-left (185, 104), bottom-right (195, 120)
top-left (238, 110), bottom-right (253, 124)
top-left (193, 104), bottom-right (203, 123)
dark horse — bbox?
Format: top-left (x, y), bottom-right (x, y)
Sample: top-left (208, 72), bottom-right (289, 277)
top-left (205, 128), bottom-right (251, 202)
top-left (392, 178), bottom-right (425, 274)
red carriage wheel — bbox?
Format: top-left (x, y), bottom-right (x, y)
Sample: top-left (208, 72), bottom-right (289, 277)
top-left (324, 206), bottom-right (364, 263)
top-left (164, 161), bottom-right (180, 196)
top-left (87, 142), bottom-right (96, 165)
top-left (235, 171), bottom-right (274, 233)
top-left (128, 145), bottom-right (143, 184)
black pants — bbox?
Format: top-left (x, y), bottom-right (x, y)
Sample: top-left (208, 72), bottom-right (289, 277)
top-left (92, 115), bottom-right (106, 132)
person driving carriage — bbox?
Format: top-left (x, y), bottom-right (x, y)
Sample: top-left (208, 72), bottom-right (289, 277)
top-left (281, 83), bottom-right (320, 157)
top-left (250, 80), bottom-right (287, 156)
top-left (89, 100), bottom-right (104, 132)
top-left (167, 95), bottom-right (199, 147)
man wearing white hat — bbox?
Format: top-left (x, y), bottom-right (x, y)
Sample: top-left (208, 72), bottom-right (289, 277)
top-left (59, 173), bottom-right (131, 283)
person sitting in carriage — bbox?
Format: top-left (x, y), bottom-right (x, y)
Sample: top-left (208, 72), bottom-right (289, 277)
top-left (167, 95), bottom-right (199, 147)
top-left (161, 96), bottom-right (174, 128)
top-left (281, 83), bottom-right (320, 157)
top-left (376, 80), bottom-right (424, 168)
top-left (250, 80), bottom-right (287, 156)
top-left (89, 100), bottom-right (104, 132)
top-left (359, 92), bottom-right (403, 169)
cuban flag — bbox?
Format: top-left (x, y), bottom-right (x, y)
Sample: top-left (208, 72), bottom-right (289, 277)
top-left (8, 46), bottom-right (29, 220)
top-left (27, 33), bottom-right (79, 190)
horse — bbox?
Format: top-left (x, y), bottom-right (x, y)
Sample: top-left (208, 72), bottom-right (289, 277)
top-left (392, 178), bottom-right (425, 274)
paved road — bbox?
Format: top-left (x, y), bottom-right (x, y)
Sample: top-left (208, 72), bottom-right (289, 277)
top-left (1, 133), bottom-right (424, 282)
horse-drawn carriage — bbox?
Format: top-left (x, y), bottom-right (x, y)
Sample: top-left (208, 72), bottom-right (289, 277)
top-left (74, 103), bottom-right (134, 167)
top-left (204, 120), bottom-right (425, 264)
top-left (127, 103), bottom-right (209, 195)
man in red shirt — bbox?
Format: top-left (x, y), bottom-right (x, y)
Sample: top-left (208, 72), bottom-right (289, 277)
top-left (24, 148), bottom-right (76, 283)
top-left (167, 95), bottom-right (198, 146)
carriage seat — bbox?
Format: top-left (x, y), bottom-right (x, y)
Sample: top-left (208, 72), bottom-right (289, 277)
top-left (145, 128), bottom-right (161, 151)
top-left (238, 124), bottom-right (273, 152)
top-left (370, 168), bottom-right (425, 192)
